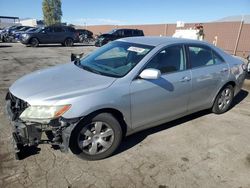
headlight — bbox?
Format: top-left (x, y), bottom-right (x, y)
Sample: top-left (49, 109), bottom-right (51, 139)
top-left (22, 33), bottom-right (29, 39)
top-left (20, 105), bottom-right (71, 121)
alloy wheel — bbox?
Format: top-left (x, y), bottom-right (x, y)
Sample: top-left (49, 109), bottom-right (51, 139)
top-left (30, 38), bottom-right (39, 47)
top-left (65, 38), bottom-right (73, 47)
top-left (77, 121), bottom-right (114, 155)
top-left (218, 88), bottom-right (233, 110)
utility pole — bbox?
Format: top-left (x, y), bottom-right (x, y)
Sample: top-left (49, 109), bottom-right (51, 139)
top-left (234, 15), bottom-right (244, 55)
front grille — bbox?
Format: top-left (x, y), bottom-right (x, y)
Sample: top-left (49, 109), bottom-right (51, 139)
top-left (6, 92), bottom-right (29, 120)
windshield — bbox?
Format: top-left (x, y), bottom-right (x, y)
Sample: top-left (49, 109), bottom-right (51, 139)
top-left (26, 27), bottom-right (38, 32)
top-left (35, 27), bottom-right (44, 33)
top-left (19, 27), bottom-right (29, 31)
top-left (107, 29), bottom-right (116, 34)
top-left (77, 41), bottom-right (153, 78)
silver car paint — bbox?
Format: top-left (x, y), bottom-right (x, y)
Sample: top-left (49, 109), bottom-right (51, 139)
top-left (9, 37), bottom-right (246, 136)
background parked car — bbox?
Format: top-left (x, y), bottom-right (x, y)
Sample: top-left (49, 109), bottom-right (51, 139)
top-left (76, 29), bottom-right (93, 38)
top-left (76, 29), bottom-right (94, 44)
top-left (18, 27), bottom-right (39, 41)
top-left (12, 26), bottom-right (34, 41)
top-left (0, 25), bottom-right (22, 42)
top-left (95, 28), bottom-right (144, 47)
top-left (21, 25), bottom-right (78, 47)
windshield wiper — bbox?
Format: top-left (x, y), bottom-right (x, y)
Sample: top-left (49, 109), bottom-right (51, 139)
top-left (81, 65), bottom-right (103, 75)
top-left (92, 63), bottom-right (120, 76)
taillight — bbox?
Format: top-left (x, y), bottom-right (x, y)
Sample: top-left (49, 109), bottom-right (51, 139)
top-left (242, 64), bottom-right (247, 71)
top-left (247, 63), bottom-right (250, 72)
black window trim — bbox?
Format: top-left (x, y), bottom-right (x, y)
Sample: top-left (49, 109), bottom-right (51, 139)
top-left (211, 49), bottom-right (226, 64)
top-left (185, 43), bottom-right (225, 70)
top-left (135, 43), bottom-right (188, 79)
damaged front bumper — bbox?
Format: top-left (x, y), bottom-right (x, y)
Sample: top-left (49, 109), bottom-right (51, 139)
top-left (5, 92), bottom-right (81, 156)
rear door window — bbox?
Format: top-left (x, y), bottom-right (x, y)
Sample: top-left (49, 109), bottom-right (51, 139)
top-left (124, 30), bottom-right (132, 37)
top-left (133, 30), bottom-right (142, 36)
top-left (212, 51), bottom-right (225, 64)
top-left (45, 27), bottom-right (53, 33)
top-left (67, 27), bottom-right (75, 32)
top-left (115, 30), bottom-right (124, 37)
top-left (188, 46), bottom-right (214, 68)
top-left (53, 27), bottom-right (63, 33)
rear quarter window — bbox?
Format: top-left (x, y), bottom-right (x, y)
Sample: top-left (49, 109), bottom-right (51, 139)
top-left (212, 50), bottom-right (225, 64)
top-left (188, 46), bottom-right (214, 68)
top-left (133, 30), bottom-right (143, 36)
top-left (64, 27), bottom-right (75, 32)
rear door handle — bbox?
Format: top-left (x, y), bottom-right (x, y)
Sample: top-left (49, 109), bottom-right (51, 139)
top-left (180, 76), bottom-right (191, 82)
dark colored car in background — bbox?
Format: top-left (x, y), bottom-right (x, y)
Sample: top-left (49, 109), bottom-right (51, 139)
top-left (10, 26), bottom-right (34, 41)
top-left (95, 28), bottom-right (144, 47)
top-left (76, 29), bottom-right (93, 38)
top-left (18, 27), bottom-right (39, 41)
top-left (76, 29), bottom-right (95, 44)
top-left (0, 25), bottom-right (22, 42)
top-left (21, 25), bottom-right (78, 47)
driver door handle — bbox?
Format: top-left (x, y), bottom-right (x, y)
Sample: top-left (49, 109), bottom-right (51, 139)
top-left (180, 76), bottom-right (191, 82)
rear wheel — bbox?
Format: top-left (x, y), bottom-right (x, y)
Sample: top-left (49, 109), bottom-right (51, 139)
top-left (70, 113), bottom-right (122, 160)
top-left (30, 38), bottom-right (39, 47)
top-left (64, 38), bottom-right (73, 47)
top-left (212, 85), bottom-right (234, 114)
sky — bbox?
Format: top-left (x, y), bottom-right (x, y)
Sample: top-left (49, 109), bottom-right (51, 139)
top-left (0, 0), bottom-right (249, 25)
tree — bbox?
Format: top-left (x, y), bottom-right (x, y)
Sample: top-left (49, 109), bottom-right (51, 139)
top-left (42, 0), bottom-right (62, 26)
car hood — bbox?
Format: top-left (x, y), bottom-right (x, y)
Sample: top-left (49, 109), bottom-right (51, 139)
top-left (10, 63), bottom-right (116, 104)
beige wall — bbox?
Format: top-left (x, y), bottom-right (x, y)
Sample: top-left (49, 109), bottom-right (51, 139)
top-left (76, 22), bottom-right (250, 58)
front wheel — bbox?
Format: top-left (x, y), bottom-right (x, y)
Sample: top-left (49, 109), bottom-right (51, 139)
top-left (30, 38), bottom-right (39, 47)
top-left (212, 85), bottom-right (234, 114)
top-left (70, 113), bottom-right (122, 160)
top-left (64, 38), bottom-right (73, 47)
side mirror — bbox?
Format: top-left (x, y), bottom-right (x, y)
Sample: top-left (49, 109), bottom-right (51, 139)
top-left (139, 68), bottom-right (161, 80)
top-left (71, 53), bottom-right (84, 62)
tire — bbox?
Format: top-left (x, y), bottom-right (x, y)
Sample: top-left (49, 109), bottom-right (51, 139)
top-left (69, 113), bottom-right (122, 160)
top-left (64, 38), bottom-right (73, 47)
top-left (30, 38), bottom-right (39, 47)
top-left (212, 85), bottom-right (234, 114)
top-left (2, 36), bottom-right (6, 42)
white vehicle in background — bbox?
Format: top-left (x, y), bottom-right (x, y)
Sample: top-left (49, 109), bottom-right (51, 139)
top-left (173, 23), bottom-right (250, 75)
top-left (173, 23), bottom-right (204, 41)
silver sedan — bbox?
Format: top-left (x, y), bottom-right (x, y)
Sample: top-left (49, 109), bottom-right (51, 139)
top-left (6, 37), bottom-right (247, 160)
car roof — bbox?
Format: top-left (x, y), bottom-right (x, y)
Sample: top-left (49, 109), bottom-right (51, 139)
top-left (116, 28), bottom-right (142, 31)
top-left (118, 36), bottom-right (211, 47)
